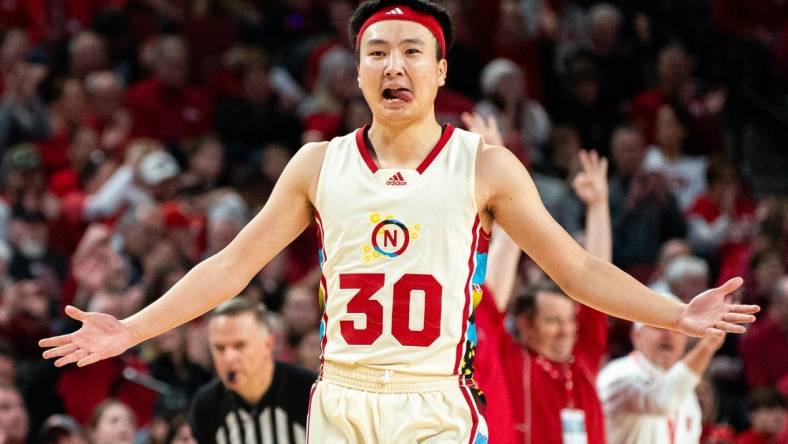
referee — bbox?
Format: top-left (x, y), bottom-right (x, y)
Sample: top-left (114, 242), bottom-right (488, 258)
top-left (189, 297), bottom-right (316, 444)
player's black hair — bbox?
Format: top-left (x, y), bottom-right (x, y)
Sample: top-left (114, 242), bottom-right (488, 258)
top-left (349, 0), bottom-right (454, 61)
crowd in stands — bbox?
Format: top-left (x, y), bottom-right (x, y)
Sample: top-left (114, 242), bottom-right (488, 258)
top-left (1, 0), bottom-right (787, 442)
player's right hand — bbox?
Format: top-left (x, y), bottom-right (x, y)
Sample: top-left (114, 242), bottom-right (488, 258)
top-left (39, 305), bottom-right (137, 367)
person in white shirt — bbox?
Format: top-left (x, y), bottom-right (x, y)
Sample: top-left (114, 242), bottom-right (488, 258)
top-left (597, 295), bottom-right (725, 444)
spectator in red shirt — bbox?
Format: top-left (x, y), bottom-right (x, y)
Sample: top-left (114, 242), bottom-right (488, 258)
top-left (740, 276), bottom-right (788, 392)
top-left (83, 71), bottom-right (132, 157)
top-left (125, 36), bottom-right (212, 145)
top-left (470, 111), bottom-right (611, 444)
top-left (735, 388), bottom-right (787, 444)
top-left (687, 161), bottom-right (758, 268)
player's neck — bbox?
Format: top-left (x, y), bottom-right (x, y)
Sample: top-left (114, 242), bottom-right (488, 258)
top-left (367, 115), bottom-right (443, 169)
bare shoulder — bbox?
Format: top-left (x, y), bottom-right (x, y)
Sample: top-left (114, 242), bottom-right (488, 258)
top-left (284, 141), bottom-right (329, 204)
top-left (475, 142), bottom-right (531, 212)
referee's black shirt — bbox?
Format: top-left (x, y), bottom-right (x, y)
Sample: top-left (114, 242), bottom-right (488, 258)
top-left (189, 362), bottom-right (317, 444)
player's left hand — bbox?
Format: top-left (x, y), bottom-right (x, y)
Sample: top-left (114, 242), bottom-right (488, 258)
top-left (677, 277), bottom-right (760, 337)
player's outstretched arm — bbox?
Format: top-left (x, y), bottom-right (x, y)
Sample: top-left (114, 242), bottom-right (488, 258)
top-left (40, 142), bottom-right (327, 367)
top-left (476, 144), bottom-right (759, 337)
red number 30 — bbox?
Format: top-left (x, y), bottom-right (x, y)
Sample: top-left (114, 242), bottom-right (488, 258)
top-left (338, 273), bottom-right (442, 347)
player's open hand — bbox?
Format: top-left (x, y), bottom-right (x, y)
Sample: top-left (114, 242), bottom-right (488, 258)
top-left (39, 305), bottom-right (137, 367)
top-left (677, 277), bottom-right (760, 337)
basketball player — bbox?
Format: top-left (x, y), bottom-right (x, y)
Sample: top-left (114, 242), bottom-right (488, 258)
top-left (41, 1), bottom-right (759, 442)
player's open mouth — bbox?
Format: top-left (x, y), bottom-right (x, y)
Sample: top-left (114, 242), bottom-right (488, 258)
top-left (382, 88), bottom-right (414, 103)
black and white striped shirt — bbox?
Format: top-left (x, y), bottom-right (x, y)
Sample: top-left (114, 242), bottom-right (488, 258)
top-left (189, 362), bottom-right (316, 444)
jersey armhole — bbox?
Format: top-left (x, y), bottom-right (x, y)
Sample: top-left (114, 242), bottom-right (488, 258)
top-left (313, 139), bottom-right (334, 211)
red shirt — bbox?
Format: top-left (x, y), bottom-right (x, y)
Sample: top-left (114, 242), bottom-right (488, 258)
top-left (125, 78), bottom-right (212, 144)
top-left (475, 289), bottom-right (608, 444)
top-left (735, 430), bottom-right (782, 444)
top-left (739, 317), bottom-right (788, 389)
top-left (57, 355), bottom-right (158, 426)
top-left (473, 288), bottom-right (517, 444)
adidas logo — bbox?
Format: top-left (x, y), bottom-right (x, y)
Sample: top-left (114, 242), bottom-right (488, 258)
top-left (386, 7), bottom-right (404, 15)
top-left (386, 171), bottom-right (407, 186)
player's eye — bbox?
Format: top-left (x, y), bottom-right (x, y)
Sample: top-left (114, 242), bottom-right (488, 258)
top-left (369, 51), bottom-right (385, 57)
top-left (405, 48), bottom-right (421, 55)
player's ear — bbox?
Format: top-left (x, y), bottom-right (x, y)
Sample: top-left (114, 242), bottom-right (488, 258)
top-left (437, 59), bottom-right (447, 87)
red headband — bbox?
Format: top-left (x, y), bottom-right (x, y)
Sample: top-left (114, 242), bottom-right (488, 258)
top-left (355, 5), bottom-right (446, 58)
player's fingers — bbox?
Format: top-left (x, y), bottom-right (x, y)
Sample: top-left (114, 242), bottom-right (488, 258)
top-left (64, 305), bottom-right (88, 322)
top-left (729, 304), bottom-right (760, 314)
top-left (704, 327), bottom-right (725, 337)
top-left (715, 277), bottom-right (744, 295)
top-left (77, 352), bottom-right (104, 368)
top-left (42, 343), bottom-right (78, 360)
top-left (39, 333), bottom-right (74, 348)
top-left (714, 321), bottom-right (745, 334)
top-left (722, 312), bottom-right (756, 324)
top-left (54, 349), bottom-right (90, 368)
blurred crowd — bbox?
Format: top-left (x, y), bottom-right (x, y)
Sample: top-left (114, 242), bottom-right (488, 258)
top-left (0, 0), bottom-right (787, 443)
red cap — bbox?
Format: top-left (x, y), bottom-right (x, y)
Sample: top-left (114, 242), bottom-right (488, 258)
top-left (356, 5), bottom-right (446, 58)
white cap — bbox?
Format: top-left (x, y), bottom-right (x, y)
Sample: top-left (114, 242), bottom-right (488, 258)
top-left (137, 150), bottom-right (180, 186)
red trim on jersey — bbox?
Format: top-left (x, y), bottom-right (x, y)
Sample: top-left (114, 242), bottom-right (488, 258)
top-left (476, 227), bottom-right (491, 254)
top-left (416, 124), bottom-right (455, 174)
top-left (355, 124), bottom-right (456, 175)
top-left (460, 385), bottom-right (481, 444)
top-left (355, 126), bottom-right (379, 173)
top-left (454, 216), bottom-right (480, 374)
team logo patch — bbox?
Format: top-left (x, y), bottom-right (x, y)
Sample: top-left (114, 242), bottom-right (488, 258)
top-left (361, 212), bottom-right (420, 262)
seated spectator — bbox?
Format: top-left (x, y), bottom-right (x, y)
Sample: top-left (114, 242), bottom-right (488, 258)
top-left (629, 44), bottom-right (726, 152)
top-left (649, 239), bottom-right (692, 293)
top-left (83, 71), bottom-right (132, 157)
top-left (608, 126), bottom-right (686, 280)
top-left (0, 58), bottom-right (49, 148)
top-left (551, 50), bottom-right (620, 155)
top-left (475, 57), bottom-right (551, 163)
top-left (88, 399), bottom-right (136, 444)
top-left (179, 135), bottom-right (225, 191)
top-left (39, 413), bottom-right (87, 444)
top-left (665, 255), bottom-right (711, 303)
top-left (214, 48), bottom-right (302, 160)
top-left (0, 29), bottom-right (29, 95)
top-left (597, 304), bottom-right (725, 444)
top-left (0, 279), bottom-right (51, 360)
top-left (739, 276), bottom-right (788, 391)
top-left (642, 102), bottom-right (707, 210)
top-left (125, 36), bottom-right (212, 146)
top-left (735, 388), bottom-right (787, 444)
top-left (687, 161), bottom-right (757, 264)
top-left (0, 383), bottom-right (28, 444)
top-left (38, 77), bottom-right (86, 173)
top-left (299, 47), bottom-right (358, 142)
top-left (164, 414), bottom-right (196, 444)
top-left (67, 31), bottom-right (108, 80)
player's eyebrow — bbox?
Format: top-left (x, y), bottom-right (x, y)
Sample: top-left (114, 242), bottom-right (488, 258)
top-left (365, 38), bottom-right (427, 46)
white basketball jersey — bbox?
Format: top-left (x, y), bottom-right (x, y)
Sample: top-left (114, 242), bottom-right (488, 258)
top-left (314, 124), bottom-right (489, 378)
